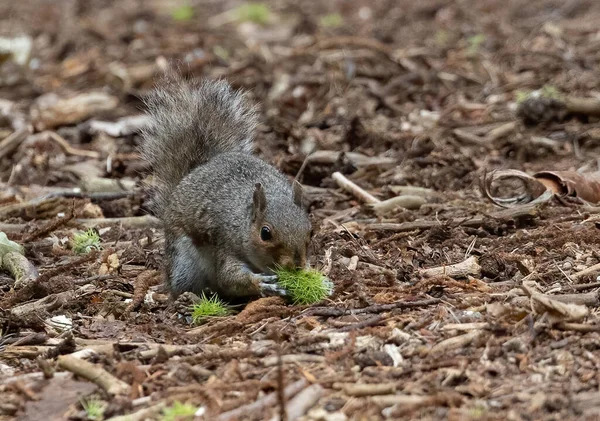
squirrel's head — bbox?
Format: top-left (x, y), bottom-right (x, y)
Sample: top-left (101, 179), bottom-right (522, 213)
top-left (248, 181), bottom-right (312, 272)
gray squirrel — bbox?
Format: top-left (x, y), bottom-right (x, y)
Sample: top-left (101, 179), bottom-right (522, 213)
top-left (139, 75), bottom-right (312, 299)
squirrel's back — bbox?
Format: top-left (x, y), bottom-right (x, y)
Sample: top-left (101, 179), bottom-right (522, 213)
top-left (140, 75), bottom-right (258, 215)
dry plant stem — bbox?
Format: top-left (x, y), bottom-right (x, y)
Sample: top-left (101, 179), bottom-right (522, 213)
top-left (550, 291), bottom-right (600, 307)
top-left (262, 354), bottom-right (326, 367)
top-left (370, 195), bottom-right (426, 214)
top-left (332, 172), bottom-right (380, 204)
top-left (77, 215), bottom-right (162, 229)
top-left (103, 403), bottom-right (166, 421)
top-left (366, 205), bottom-right (538, 232)
top-left (299, 298), bottom-right (441, 318)
top-left (565, 97), bottom-right (600, 117)
top-left (429, 330), bottom-right (487, 354)
top-left (308, 150), bottom-right (396, 167)
top-left (371, 394), bottom-right (436, 407)
top-left (418, 256), bottom-right (481, 279)
top-left (336, 383), bottom-right (397, 396)
top-left (0, 127), bottom-right (31, 160)
top-left (2, 251), bottom-right (38, 287)
top-left (10, 290), bottom-right (75, 322)
top-left (57, 354), bottom-right (131, 396)
top-left (271, 384), bottom-right (325, 421)
top-left (43, 131), bottom-right (100, 158)
top-left (216, 379), bottom-right (308, 421)
top-left (80, 176), bottom-right (136, 193)
top-left (571, 262), bottom-right (600, 281)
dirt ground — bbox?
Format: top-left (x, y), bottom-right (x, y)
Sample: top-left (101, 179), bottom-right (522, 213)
top-left (2, 0), bottom-right (600, 420)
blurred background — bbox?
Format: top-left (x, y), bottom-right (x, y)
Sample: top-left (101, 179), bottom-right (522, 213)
top-left (1, 0), bottom-right (599, 196)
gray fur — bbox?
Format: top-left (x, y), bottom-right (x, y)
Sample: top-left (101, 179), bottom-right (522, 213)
top-left (140, 74), bottom-right (258, 216)
top-left (140, 76), bottom-right (311, 300)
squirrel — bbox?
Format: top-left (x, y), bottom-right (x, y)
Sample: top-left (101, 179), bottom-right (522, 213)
top-left (139, 75), bottom-right (312, 300)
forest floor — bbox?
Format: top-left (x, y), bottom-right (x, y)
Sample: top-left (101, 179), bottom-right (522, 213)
top-left (2, 0), bottom-right (600, 420)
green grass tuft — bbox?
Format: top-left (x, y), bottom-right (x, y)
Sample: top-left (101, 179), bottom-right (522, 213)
top-left (191, 293), bottom-right (230, 324)
top-left (80, 398), bottom-right (106, 420)
top-left (71, 229), bottom-right (102, 255)
top-left (171, 4), bottom-right (194, 21)
top-left (161, 401), bottom-right (197, 421)
top-left (275, 267), bottom-right (333, 305)
top-left (233, 3), bottom-right (271, 25)
top-left (320, 13), bottom-right (343, 28)
top-left (516, 84), bottom-right (562, 104)
top-left (467, 34), bottom-right (486, 56)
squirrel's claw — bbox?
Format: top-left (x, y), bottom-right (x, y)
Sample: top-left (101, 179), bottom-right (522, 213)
top-left (256, 274), bottom-right (287, 297)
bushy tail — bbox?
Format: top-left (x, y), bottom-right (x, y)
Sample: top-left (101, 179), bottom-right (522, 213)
top-left (140, 74), bottom-right (258, 214)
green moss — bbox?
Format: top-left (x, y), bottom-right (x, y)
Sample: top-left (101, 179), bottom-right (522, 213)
top-left (233, 3), bottom-right (271, 25)
top-left (80, 398), bottom-right (106, 420)
top-left (275, 267), bottom-right (333, 305)
top-left (161, 401), bottom-right (197, 421)
top-left (0, 232), bottom-right (24, 258)
top-left (467, 34), bottom-right (486, 56)
top-left (516, 84), bottom-right (563, 104)
top-left (171, 4), bottom-right (194, 21)
top-left (191, 293), bottom-right (230, 324)
top-left (71, 229), bottom-right (102, 255)
top-left (320, 13), bottom-right (343, 28)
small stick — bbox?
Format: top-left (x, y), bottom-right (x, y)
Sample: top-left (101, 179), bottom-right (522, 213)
top-left (335, 383), bottom-right (396, 397)
top-left (57, 354), bottom-right (131, 396)
top-left (549, 291), bottom-right (600, 307)
top-left (77, 215), bottom-right (162, 229)
top-left (429, 330), bottom-right (487, 355)
top-left (0, 127), bottom-right (31, 160)
top-left (271, 384), bottom-right (324, 421)
top-left (216, 379), bottom-right (308, 421)
top-left (103, 403), bottom-right (166, 421)
top-left (44, 131), bottom-right (100, 159)
top-left (262, 354), bottom-right (326, 367)
top-left (332, 171), bottom-right (380, 204)
top-left (2, 251), bottom-right (38, 288)
top-left (369, 195), bottom-right (426, 214)
top-left (418, 256), bottom-right (481, 279)
top-left (571, 263), bottom-right (600, 281)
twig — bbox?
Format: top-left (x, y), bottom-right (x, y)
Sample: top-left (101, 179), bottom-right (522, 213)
top-left (366, 205), bottom-right (539, 232)
top-left (57, 354), bottom-right (131, 395)
top-left (335, 383), bottom-right (396, 396)
top-left (271, 384), bottom-right (324, 421)
top-left (428, 330), bottom-right (487, 355)
top-left (276, 345), bottom-right (287, 421)
top-left (76, 215), bottom-right (162, 229)
top-left (550, 291), bottom-right (600, 307)
top-left (307, 150), bottom-right (396, 167)
top-left (44, 131), bottom-right (101, 158)
top-left (369, 195), bottom-right (426, 214)
top-left (418, 256), bottom-right (481, 279)
top-left (334, 315), bottom-right (385, 332)
top-left (571, 263), bottom-right (600, 281)
top-left (0, 127), bottom-right (31, 160)
top-left (332, 172), bottom-right (380, 204)
top-left (215, 379), bottom-right (308, 421)
top-left (104, 403), bottom-right (166, 421)
top-left (2, 251), bottom-right (38, 288)
top-left (298, 298), bottom-right (440, 319)
top-left (262, 354), bottom-right (326, 367)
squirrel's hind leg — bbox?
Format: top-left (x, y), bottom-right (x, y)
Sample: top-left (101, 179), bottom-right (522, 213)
top-left (166, 233), bottom-right (214, 297)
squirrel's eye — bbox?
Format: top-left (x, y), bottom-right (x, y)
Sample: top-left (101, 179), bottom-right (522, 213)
top-left (260, 226), bottom-right (272, 241)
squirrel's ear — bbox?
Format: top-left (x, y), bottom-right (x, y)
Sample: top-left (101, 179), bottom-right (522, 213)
top-left (252, 183), bottom-right (267, 221)
top-left (292, 180), bottom-right (304, 208)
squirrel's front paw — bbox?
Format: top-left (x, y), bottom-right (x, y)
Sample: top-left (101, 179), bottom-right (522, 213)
top-left (255, 274), bottom-right (287, 297)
